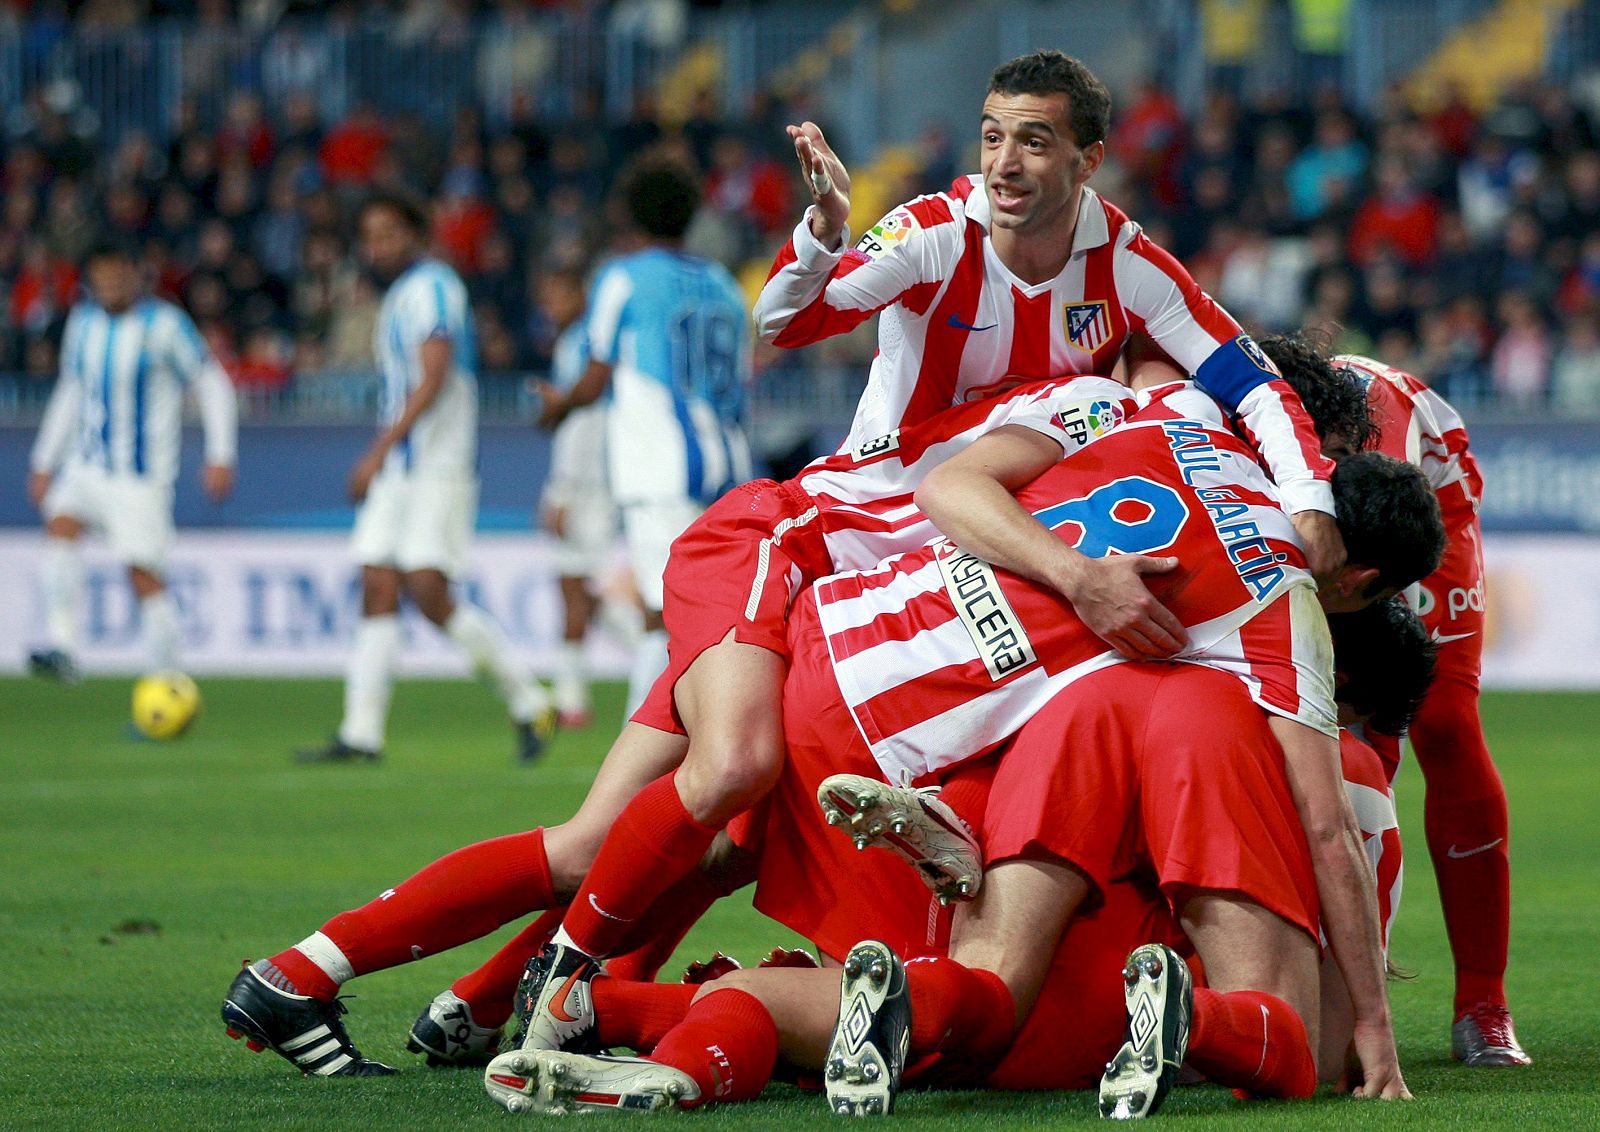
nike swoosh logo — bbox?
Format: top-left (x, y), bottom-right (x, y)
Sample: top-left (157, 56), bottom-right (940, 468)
top-left (587, 892), bottom-right (631, 922)
top-left (1447, 838), bottom-right (1504, 859)
top-left (1432, 629), bottom-right (1477, 644)
top-left (547, 962), bottom-right (593, 1024)
top-left (946, 314), bottom-right (996, 332)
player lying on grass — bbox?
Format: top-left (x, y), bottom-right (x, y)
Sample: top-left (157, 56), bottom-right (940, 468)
top-left (481, 597), bottom-right (1438, 1117)
top-left (482, 373), bottom-right (1444, 1110)
top-left (220, 373), bottom-right (1199, 1075)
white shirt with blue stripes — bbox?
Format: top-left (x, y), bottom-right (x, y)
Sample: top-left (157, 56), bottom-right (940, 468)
top-left (30, 297), bottom-right (237, 485)
top-left (373, 257), bottom-right (478, 479)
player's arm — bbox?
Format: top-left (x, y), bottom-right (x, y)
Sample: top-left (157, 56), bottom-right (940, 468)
top-left (538, 268), bottom-right (624, 429)
top-left (754, 128), bottom-right (949, 347)
top-left (28, 367), bottom-right (81, 508)
top-left (916, 424), bottom-right (1187, 660)
top-left (1271, 714), bottom-right (1410, 1100)
top-left (538, 357), bottom-right (612, 429)
top-left (350, 325), bottom-right (450, 504)
top-left (167, 307), bottom-right (238, 500)
top-left (1112, 231), bottom-right (1345, 578)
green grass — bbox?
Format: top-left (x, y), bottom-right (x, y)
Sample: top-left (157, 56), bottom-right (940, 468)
top-left (0, 679), bottom-right (1595, 1130)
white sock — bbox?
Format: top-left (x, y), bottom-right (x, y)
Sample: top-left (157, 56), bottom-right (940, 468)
top-left (139, 590), bottom-right (180, 671)
top-left (339, 614), bottom-right (399, 751)
top-left (555, 640), bottom-right (589, 714)
top-left (41, 538), bottom-right (82, 656)
top-left (292, 930), bottom-right (356, 987)
top-left (625, 628), bottom-right (669, 718)
top-left (446, 603), bottom-right (549, 723)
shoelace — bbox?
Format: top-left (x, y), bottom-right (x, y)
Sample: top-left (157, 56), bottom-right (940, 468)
top-left (1471, 1004), bottom-right (1517, 1048)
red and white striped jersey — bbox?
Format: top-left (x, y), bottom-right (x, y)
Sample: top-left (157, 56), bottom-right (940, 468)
top-left (755, 177), bottom-right (1335, 516)
top-left (1341, 729), bottom-right (1403, 955)
top-left (1333, 354), bottom-right (1482, 536)
top-left (788, 375), bottom-right (1136, 574)
top-left (808, 384), bottom-right (1337, 786)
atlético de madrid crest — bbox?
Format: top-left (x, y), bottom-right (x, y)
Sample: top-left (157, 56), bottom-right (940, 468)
top-left (1063, 301), bottom-right (1110, 352)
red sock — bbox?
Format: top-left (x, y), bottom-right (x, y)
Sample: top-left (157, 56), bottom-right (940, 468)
top-left (605, 870), bottom-right (726, 983)
top-left (561, 773), bottom-right (719, 958)
top-left (1186, 988), bottom-right (1315, 1099)
top-left (268, 828), bottom-right (554, 999)
top-left (592, 978), bottom-right (699, 1051)
top-left (905, 957), bottom-right (1015, 1062)
top-left (1409, 681), bottom-right (1510, 1015)
top-left (450, 907), bottom-right (565, 1030)
top-left (649, 988), bottom-right (779, 1106)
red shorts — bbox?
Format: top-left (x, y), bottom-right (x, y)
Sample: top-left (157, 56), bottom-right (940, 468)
top-left (631, 478), bottom-right (828, 734)
top-left (1369, 515), bottom-right (1485, 780)
top-left (749, 594), bottom-right (946, 962)
top-left (983, 663), bottom-right (1320, 942)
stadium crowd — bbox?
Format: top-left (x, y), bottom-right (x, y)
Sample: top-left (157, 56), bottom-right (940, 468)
top-left (0, 10), bottom-right (1597, 412)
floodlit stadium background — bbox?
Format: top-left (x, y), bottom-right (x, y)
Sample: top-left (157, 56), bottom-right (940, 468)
top-left (0, 0), bottom-right (1598, 685)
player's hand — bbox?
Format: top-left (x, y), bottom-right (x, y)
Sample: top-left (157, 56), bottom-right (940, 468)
top-left (1293, 509), bottom-right (1347, 585)
top-left (202, 463), bottom-right (235, 502)
top-left (543, 503), bottom-right (569, 540)
top-left (1350, 1020), bottom-right (1411, 1100)
top-left (348, 449), bottom-right (384, 503)
top-left (1060, 554), bottom-right (1188, 660)
top-left (535, 382), bottom-right (569, 430)
top-left (27, 471), bottom-right (51, 509)
top-left (787, 121), bottom-right (851, 250)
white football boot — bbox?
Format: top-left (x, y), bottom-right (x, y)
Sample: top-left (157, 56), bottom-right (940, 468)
top-left (823, 940), bottom-right (911, 1116)
top-left (485, 1049), bottom-right (699, 1115)
top-left (817, 773), bottom-right (982, 903)
top-left (1099, 943), bottom-right (1193, 1119)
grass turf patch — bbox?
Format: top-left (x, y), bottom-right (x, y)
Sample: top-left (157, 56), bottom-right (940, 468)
top-left (1, 678), bottom-right (1594, 1129)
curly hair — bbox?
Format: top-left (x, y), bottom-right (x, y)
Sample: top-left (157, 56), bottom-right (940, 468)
top-left (1258, 331), bottom-right (1375, 452)
top-left (1330, 597), bottom-right (1438, 735)
top-left (361, 190), bottom-right (429, 234)
top-left (1332, 452), bottom-right (1446, 596)
top-left (621, 158), bottom-right (701, 240)
top-left (989, 51), bottom-right (1112, 148)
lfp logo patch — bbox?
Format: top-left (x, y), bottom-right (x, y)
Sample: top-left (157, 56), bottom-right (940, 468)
top-left (1063, 301), bottom-right (1111, 352)
top-left (855, 207), bottom-right (916, 259)
top-left (1054, 398), bottom-right (1126, 447)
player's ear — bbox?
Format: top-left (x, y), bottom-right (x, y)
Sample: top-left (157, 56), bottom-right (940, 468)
top-left (1335, 564), bottom-right (1382, 601)
top-left (1078, 140), bottom-right (1105, 181)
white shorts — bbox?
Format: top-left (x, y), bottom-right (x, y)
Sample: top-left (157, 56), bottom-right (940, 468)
top-left (549, 488), bottom-right (619, 579)
top-left (43, 463), bottom-right (175, 571)
top-left (351, 472), bottom-right (477, 577)
top-left (621, 497), bottom-right (705, 611)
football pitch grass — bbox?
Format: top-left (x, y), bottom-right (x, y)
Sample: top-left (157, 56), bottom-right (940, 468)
top-left (2, 678), bottom-right (1595, 1130)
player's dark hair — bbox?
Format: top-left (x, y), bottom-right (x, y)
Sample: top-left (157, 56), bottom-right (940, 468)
top-left (84, 237), bottom-right (139, 265)
top-left (1332, 451), bottom-right (1445, 596)
top-left (621, 159), bottom-right (701, 240)
top-left (361, 191), bottom-right (430, 234)
top-left (1330, 597), bottom-right (1438, 735)
top-left (989, 50), bottom-right (1112, 148)
top-left (1258, 331), bottom-right (1375, 452)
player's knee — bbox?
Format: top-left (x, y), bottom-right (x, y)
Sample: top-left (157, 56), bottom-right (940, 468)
top-left (403, 573), bottom-right (453, 624)
top-left (679, 744), bottom-right (783, 826)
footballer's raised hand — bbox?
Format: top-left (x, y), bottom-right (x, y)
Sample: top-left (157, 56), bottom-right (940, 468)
top-left (787, 121), bottom-right (851, 250)
top-left (1060, 553), bottom-right (1188, 661)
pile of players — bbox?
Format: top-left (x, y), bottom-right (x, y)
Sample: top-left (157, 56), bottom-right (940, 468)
top-left (220, 49), bottom-right (1529, 1119)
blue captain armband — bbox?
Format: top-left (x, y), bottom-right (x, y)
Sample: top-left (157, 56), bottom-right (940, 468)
top-left (1192, 333), bottom-right (1278, 409)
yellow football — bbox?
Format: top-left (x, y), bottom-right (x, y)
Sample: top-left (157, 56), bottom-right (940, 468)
top-left (131, 671), bottom-right (202, 740)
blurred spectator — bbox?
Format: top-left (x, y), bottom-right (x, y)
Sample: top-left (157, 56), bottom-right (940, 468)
top-left (1348, 157), bottom-right (1438, 268)
top-left (320, 103), bottom-right (390, 187)
top-left (231, 327), bottom-right (295, 391)
top-left (1286, 110), bottom-right (1367, 220)
top-left (1120, 79), bottom-right (1187, 209)
top-left (1490, 292), bottom-right (1553, 406)
top-left (43, 179), bottom-right (97, 264)
top-left (1551, 315), bottom-right (1600, 411)
top-left (9, 238), bottom-right (77, 338)
top-left (216, 92), bottom-right (275, 171)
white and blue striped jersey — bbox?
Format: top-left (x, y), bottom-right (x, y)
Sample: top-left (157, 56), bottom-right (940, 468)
top-left (544, 319), bottom-right (610, 503)
top-left (30, 297), bottom-right (237, 484)
top-left (373, 257), bottom-right (477, 477)
top-left (587, 248), bottom-right (752, 505)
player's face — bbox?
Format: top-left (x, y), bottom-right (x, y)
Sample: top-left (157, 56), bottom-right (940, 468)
top-left (539, 278), bottom-right (584, 328)
top-left (979, 92), bottom-right (1103, 233)
top-left (360, 206), bottom-right (419, 282)
top-left (87, 257), bottom-right (139, 313)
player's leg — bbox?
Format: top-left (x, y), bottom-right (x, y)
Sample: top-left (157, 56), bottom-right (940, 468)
top-left (128, 566), bottom-right (178, 671)
top-left (106, 474), bottom-right (181, 673)
top-left (32, 507), bottom-right (86, 681)
top-left (405, 475), bottom-right (554, 759)
top-left (618, 499), bottom-right (701, 716)
top-left (1177, 894), bottom-right (1321, 1098)
top-left (554, 574), bottom-right (597, 726)
top-left (1407, 528), bottom-right (1525, 1064)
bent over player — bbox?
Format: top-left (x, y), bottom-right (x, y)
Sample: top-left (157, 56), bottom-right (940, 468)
top-left (27, 239), bottom-right (237, 681)
top-left (298, 194), bottom-right (551, 765)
